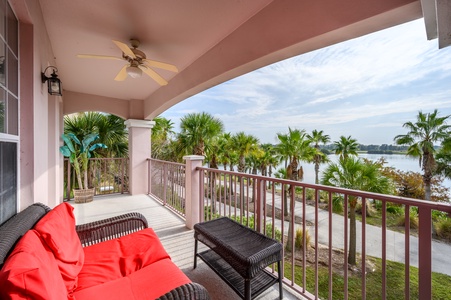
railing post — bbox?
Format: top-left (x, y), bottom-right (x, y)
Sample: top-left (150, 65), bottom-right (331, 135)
top-left (418, 206), bottom-right (432, 299)
top-left (183, 155), bottom-right (204, 229)
top-left (255, 179), bottom-right (265, 233)
top-left (66, 159), bottom-right (71, 201)
top-left (147, 159), bottom-right (151, 195)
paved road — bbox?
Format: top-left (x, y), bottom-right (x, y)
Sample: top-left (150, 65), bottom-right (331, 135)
top-left (266, 190), bottom-right (451, 276)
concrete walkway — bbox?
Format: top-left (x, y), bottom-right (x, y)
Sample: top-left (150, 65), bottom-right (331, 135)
top-left (266, 190), bottom-right (451, 276)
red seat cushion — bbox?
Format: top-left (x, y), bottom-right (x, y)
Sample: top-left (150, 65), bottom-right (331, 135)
top-left (34, 202), bottom-right (84, 293)
top-left (0, 230), bottom-right (69, 300)
top-left (73, 258), bottom-right (191, 300)
top-left (76, 228), bottom-right (170, 291)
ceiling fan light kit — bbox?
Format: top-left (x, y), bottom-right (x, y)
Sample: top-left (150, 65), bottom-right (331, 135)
top-left (77, 39), bottom-right (178, 85)
top-left (126, 65), bottom-right (142, 78)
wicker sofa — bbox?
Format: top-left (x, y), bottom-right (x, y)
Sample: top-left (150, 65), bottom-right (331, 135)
top-left (0, 202), bottom-right (210, 300)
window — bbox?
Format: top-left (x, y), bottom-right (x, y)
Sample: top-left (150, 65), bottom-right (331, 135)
top-left (0, 0), bottom-right (17, 225)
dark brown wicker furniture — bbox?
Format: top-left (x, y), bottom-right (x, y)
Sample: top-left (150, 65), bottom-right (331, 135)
top-left (194, 217), bottom-right (283, 300)
top-left (0, 203), bottom-right (210, 300)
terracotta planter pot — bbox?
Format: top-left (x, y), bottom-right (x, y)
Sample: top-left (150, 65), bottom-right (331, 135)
top-left (73, 188), bottom-right (95, 203)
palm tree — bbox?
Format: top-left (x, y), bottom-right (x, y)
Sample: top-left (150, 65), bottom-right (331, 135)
top-left (230, 132), bottom-right (259, 207)
top-left (394, 109), bottom-right (451, 201)
top-left (64, 112), bottom-right (128, 157)
top-left (231, 132), bottom-right (259, 173)
top-left (334, 135), bottom-right (359, 160)
top-left (152, 116), bottom-right (175, 159)
top-left (307, 130), bottom-right (330, 184)
top-left (217, 133), bottom-right (233, 170)
top-left (275, 127), bottom-right (315, 251)
top-left (178, 112), bottom-right (224, 156)
top-left (321, 157), bottom-right (392, 265)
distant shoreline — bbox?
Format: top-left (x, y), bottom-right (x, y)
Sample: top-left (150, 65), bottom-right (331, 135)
top-left (356, 150), bottom-right (407, 155)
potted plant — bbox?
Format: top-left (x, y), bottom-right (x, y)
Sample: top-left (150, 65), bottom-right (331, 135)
top-left (60, 133), bottom-right (107, 203)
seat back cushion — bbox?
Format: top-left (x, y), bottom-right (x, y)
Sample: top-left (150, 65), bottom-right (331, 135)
top-left (0, 230), bottom-right (69, 300)
top-left (34, 202), bottom-right (84, 293)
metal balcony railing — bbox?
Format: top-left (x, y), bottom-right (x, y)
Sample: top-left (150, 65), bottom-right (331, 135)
top-left (148, 156), bottom-right (451, 300)
top-left (64, 157), bottom-right (129, 201)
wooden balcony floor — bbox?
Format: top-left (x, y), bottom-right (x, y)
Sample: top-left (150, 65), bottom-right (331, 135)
top-left (70, 193), bottom-right (302, 300)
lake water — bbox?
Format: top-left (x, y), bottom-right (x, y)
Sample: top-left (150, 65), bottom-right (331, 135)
top-left (296, 153), bottom-right (451, 189)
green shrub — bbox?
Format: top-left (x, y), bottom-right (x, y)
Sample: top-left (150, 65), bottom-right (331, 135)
top-left (435, 218), bottom-right (451, 241)
top-left (331, 195), bottom-right (343, 213)
top-left (386, 204), bottom-right (403, 215)
top-left (295, 228), bottom-right (311, 250)
top-left (396, 209), bottom-right (419, 229)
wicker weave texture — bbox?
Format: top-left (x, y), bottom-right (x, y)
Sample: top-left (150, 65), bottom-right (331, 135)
top-left (75, 212), bottom-right (148, 247)
top-left (0, 203), bottom-right (51, 266)
top-left (194, 217), bottom-right (283, 279)
top-left (157, 282), bottom-right (211, 300)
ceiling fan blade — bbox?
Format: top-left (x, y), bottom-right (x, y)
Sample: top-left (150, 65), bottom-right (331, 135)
top-left (143, 59), bottom-right (178, 73)
top-left (114, 65), bottom-right (128, 81)
top-left (139, 65), bottom-right (168, 85)
top-left (112, 40), bottom-right (136, 59)
top-left (77, 54), bottom-right (123, 61)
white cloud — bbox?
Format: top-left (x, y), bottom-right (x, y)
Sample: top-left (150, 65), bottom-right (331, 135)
top-left (162, 19), bottom-right (451, 144)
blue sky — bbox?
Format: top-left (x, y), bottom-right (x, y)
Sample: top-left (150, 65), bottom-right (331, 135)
top-left (161, 19), bottom-right (451, 145)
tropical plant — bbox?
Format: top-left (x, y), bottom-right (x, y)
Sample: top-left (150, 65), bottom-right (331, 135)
top-left (394, 109), bottom-right (451, 200)
top-left (334, 135), bottom-right (359, 160)
top-left (64, 112), bottom-right (128, 157)
top-left (60, 133), bottom-right (107, 190)
top-left (151, 116), bottom-right (175, 160)
top-left (275, 127), bottom-right (315, 252)
top-left (307, 130), bottom-right (330, 184)
top-left (321, 157), bottom-right (392, 265)
top-left (231, 132), bottom-right (259, 173)
top-left (178, 112), bottom-right (224, 156)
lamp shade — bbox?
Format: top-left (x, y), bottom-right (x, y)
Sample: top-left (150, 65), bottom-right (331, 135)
top-left (126, 65), bottom-right (142, 78)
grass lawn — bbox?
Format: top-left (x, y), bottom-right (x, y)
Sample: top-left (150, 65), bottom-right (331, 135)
top-left (284, 256), bottom-right (451, 299)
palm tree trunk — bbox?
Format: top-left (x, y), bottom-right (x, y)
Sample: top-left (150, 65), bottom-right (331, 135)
top-left (314, 162), bottom-right (320, 184)
top-left (424, 176), bottom-right (432, 201)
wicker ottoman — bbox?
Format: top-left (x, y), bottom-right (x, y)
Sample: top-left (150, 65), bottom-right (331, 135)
top-left (194, 217), bottom-right (283, 300)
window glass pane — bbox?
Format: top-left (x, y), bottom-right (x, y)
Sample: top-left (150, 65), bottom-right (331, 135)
top-left (7, 94), bottom-right (16, 135)
top-left (0, 141), bottom-right (17, 224)
top-left (6, 2), bottom-right (16, 55)
top-left (0, 39), bottom-right (5, 87)
top-left (7, 48), bottom-right (16, 95)
top-left (0, 0), bottom-right (5, 41)
top-left (0, 87), bottom-right (5, 133)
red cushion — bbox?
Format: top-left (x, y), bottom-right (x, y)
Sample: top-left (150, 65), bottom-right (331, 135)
top-left (34, 202), bottom-right (84, 293)
top-left (76, 228), bottom-right (170, 291)
top-left (73, 258), bottom-right (191, 300)
top-left (0, 230), bottom-right (69, 300)
top-left (129, 258), bottom-right (191, 299)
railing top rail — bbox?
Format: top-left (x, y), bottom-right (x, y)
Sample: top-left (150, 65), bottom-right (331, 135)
top-left (64, 157), bottom-right (128, 161)
top-left (197, 166), bottom-right (451, 213)
top-left (148, 158), bottom-right (185, 167)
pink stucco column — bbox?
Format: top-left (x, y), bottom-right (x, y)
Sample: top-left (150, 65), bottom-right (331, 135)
top-left (125, 119), bottom-right (155, 195)
top-left (183, 155), bottom-right (204, 229)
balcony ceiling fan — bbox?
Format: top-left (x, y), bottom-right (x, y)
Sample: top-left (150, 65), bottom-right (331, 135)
top-left (77, 39), bottom-right (178, 85)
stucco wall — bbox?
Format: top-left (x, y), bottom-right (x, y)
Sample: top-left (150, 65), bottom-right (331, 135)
top-left (13, 0), bottom-right (63, 209)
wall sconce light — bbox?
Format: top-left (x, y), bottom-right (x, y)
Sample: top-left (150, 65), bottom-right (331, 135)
top-left (41, 66), bottom-right (62, 96)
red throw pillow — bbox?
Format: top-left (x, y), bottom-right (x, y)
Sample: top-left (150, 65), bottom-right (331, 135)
top-left (34, 202), bottom-right (84, 293)
top-left (0, 230), bottom-right (69, 300)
